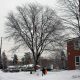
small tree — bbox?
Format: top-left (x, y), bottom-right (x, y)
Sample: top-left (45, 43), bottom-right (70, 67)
top-left (2, 51), bottom-right (7, 69)
top-left (13, 54), bottom-right (18, 65)
top-left (54, 54), bottom-right (61, 69)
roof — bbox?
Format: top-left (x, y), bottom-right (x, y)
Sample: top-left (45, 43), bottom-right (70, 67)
top-left (66, 37), bottom-right (80, 42)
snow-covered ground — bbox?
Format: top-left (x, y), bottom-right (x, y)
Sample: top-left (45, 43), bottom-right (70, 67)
top-left (0, 70), bottom-right (80, 80)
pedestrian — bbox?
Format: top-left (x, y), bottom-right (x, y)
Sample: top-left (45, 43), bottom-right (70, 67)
top-left (45, 68), bottom-right (47, 74)
top-left (42, 67), bottom-right (45, 76)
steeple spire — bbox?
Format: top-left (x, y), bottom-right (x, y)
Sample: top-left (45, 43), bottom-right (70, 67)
top-left (0, 37), bottom-right (3, 69)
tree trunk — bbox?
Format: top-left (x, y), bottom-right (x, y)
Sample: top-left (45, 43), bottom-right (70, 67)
top-left (34, 59), bottom-right (39, 71)
top-left (78, 0), bottom-right (80, 36)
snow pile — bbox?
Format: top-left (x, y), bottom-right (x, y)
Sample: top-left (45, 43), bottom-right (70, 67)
top-left (40, 70), bottom-right (80, 80)
top-left (0, 70), bottom-right (80, 80)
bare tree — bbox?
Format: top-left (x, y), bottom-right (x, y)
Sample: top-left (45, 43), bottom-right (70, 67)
top-left (5, 3), bottom-right (62, 67)
top-left (58, 0), bottom-right (80, 36)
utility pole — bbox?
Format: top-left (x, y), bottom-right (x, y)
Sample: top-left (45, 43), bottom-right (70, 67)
top-left (0, 37), bottom-right (3, 69)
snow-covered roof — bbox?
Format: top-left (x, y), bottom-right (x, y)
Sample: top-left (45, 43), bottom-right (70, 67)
top-left (8, 66), bottom-right (16, 68)
top-left (27, 64), bottom-right (34, 67)
top-left (21, 64), bottom-right (34, 68)
top-left (8, 66), bottom-right (17, 69)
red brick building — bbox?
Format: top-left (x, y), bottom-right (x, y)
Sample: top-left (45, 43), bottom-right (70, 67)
top-left (67, 37), bottom-right (80, 70)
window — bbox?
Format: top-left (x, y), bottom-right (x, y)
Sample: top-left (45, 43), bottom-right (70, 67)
top-left (75, 56), bottom-right (80, 66)
top-left (76, 56), bottom-right (79, 62)
top-left (74, 39), bottom-right (80, 50)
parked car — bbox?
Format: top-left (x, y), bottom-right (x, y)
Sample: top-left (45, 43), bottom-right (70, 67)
top-left (46, 66), bottom-right (53, 71)
top-left (7, 66), bottom-right (20, 72)
top-left (20, 67), bottom-right (27, 71)
top-left (2, 69), bottom-right (8, 72)
top-left (26, 67), bottom-right (35, 71)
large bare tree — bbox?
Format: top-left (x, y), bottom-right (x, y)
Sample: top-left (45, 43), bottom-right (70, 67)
top-left (5, 3), bottom-right (62, 67)
top-left (58, 0), bottom-right (80, 36)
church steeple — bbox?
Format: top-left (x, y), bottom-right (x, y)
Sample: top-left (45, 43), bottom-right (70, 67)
top-left (0, 37), bottom-right (3, 69)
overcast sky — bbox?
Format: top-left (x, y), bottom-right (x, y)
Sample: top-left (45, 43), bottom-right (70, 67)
top-left (0, 0), bottom-right (58, 60)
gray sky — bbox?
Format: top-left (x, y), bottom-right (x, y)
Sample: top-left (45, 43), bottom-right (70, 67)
top-left (0, 0), bottom-right (57, 60)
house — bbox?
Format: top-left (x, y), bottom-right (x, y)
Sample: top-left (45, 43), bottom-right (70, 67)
top-left (67, 37), bottom-right (80, 70)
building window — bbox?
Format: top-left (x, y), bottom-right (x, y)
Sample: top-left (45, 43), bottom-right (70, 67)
top-left (75, 56), bottom-right (80, 68)
top-left (74, 39), bottom-right (80, 50)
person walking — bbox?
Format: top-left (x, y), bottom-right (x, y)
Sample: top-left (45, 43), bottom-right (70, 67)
top-left (42, 67), bottom-right (45, 76)
top-left (42, 67), bottom-right (47, 76)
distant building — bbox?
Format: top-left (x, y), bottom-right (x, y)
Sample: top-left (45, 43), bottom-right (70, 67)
top-left (67, 37), bottom-right (80, 69)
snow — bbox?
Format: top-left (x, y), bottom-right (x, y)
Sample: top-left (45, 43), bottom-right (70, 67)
top-left (8, 66), bottom-right (16, 68)
top-left (27, 64), bottom-right (34, 67)
top-left (0, 70), bottom-right (80, 80)
top-left (21, 64), bottom-right (34, 68)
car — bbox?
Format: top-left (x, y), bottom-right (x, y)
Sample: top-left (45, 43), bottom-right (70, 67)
top-left (7, 66), bottom-right (20, 72)
top-left (2, 69), bottom-right (8, 72)
top-left (26, 67), bottom-right (35, 71)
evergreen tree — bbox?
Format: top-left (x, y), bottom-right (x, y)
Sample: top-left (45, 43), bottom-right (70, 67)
top-left (13, 54), bottom-right (18, 65)
top-left (61, 51), bottom-right (66, 69)
top-left (22, 53), bottom-right (31, 65)
top-left (25, 53), bottom-right (31, 64)
top-left (2, 51), bottom-right (7, 69)
top-left (21, 57), bottom-right (25, 65)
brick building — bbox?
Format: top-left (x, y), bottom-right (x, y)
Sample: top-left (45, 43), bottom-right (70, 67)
top-left (67, 37), bottom-right (80, 69)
